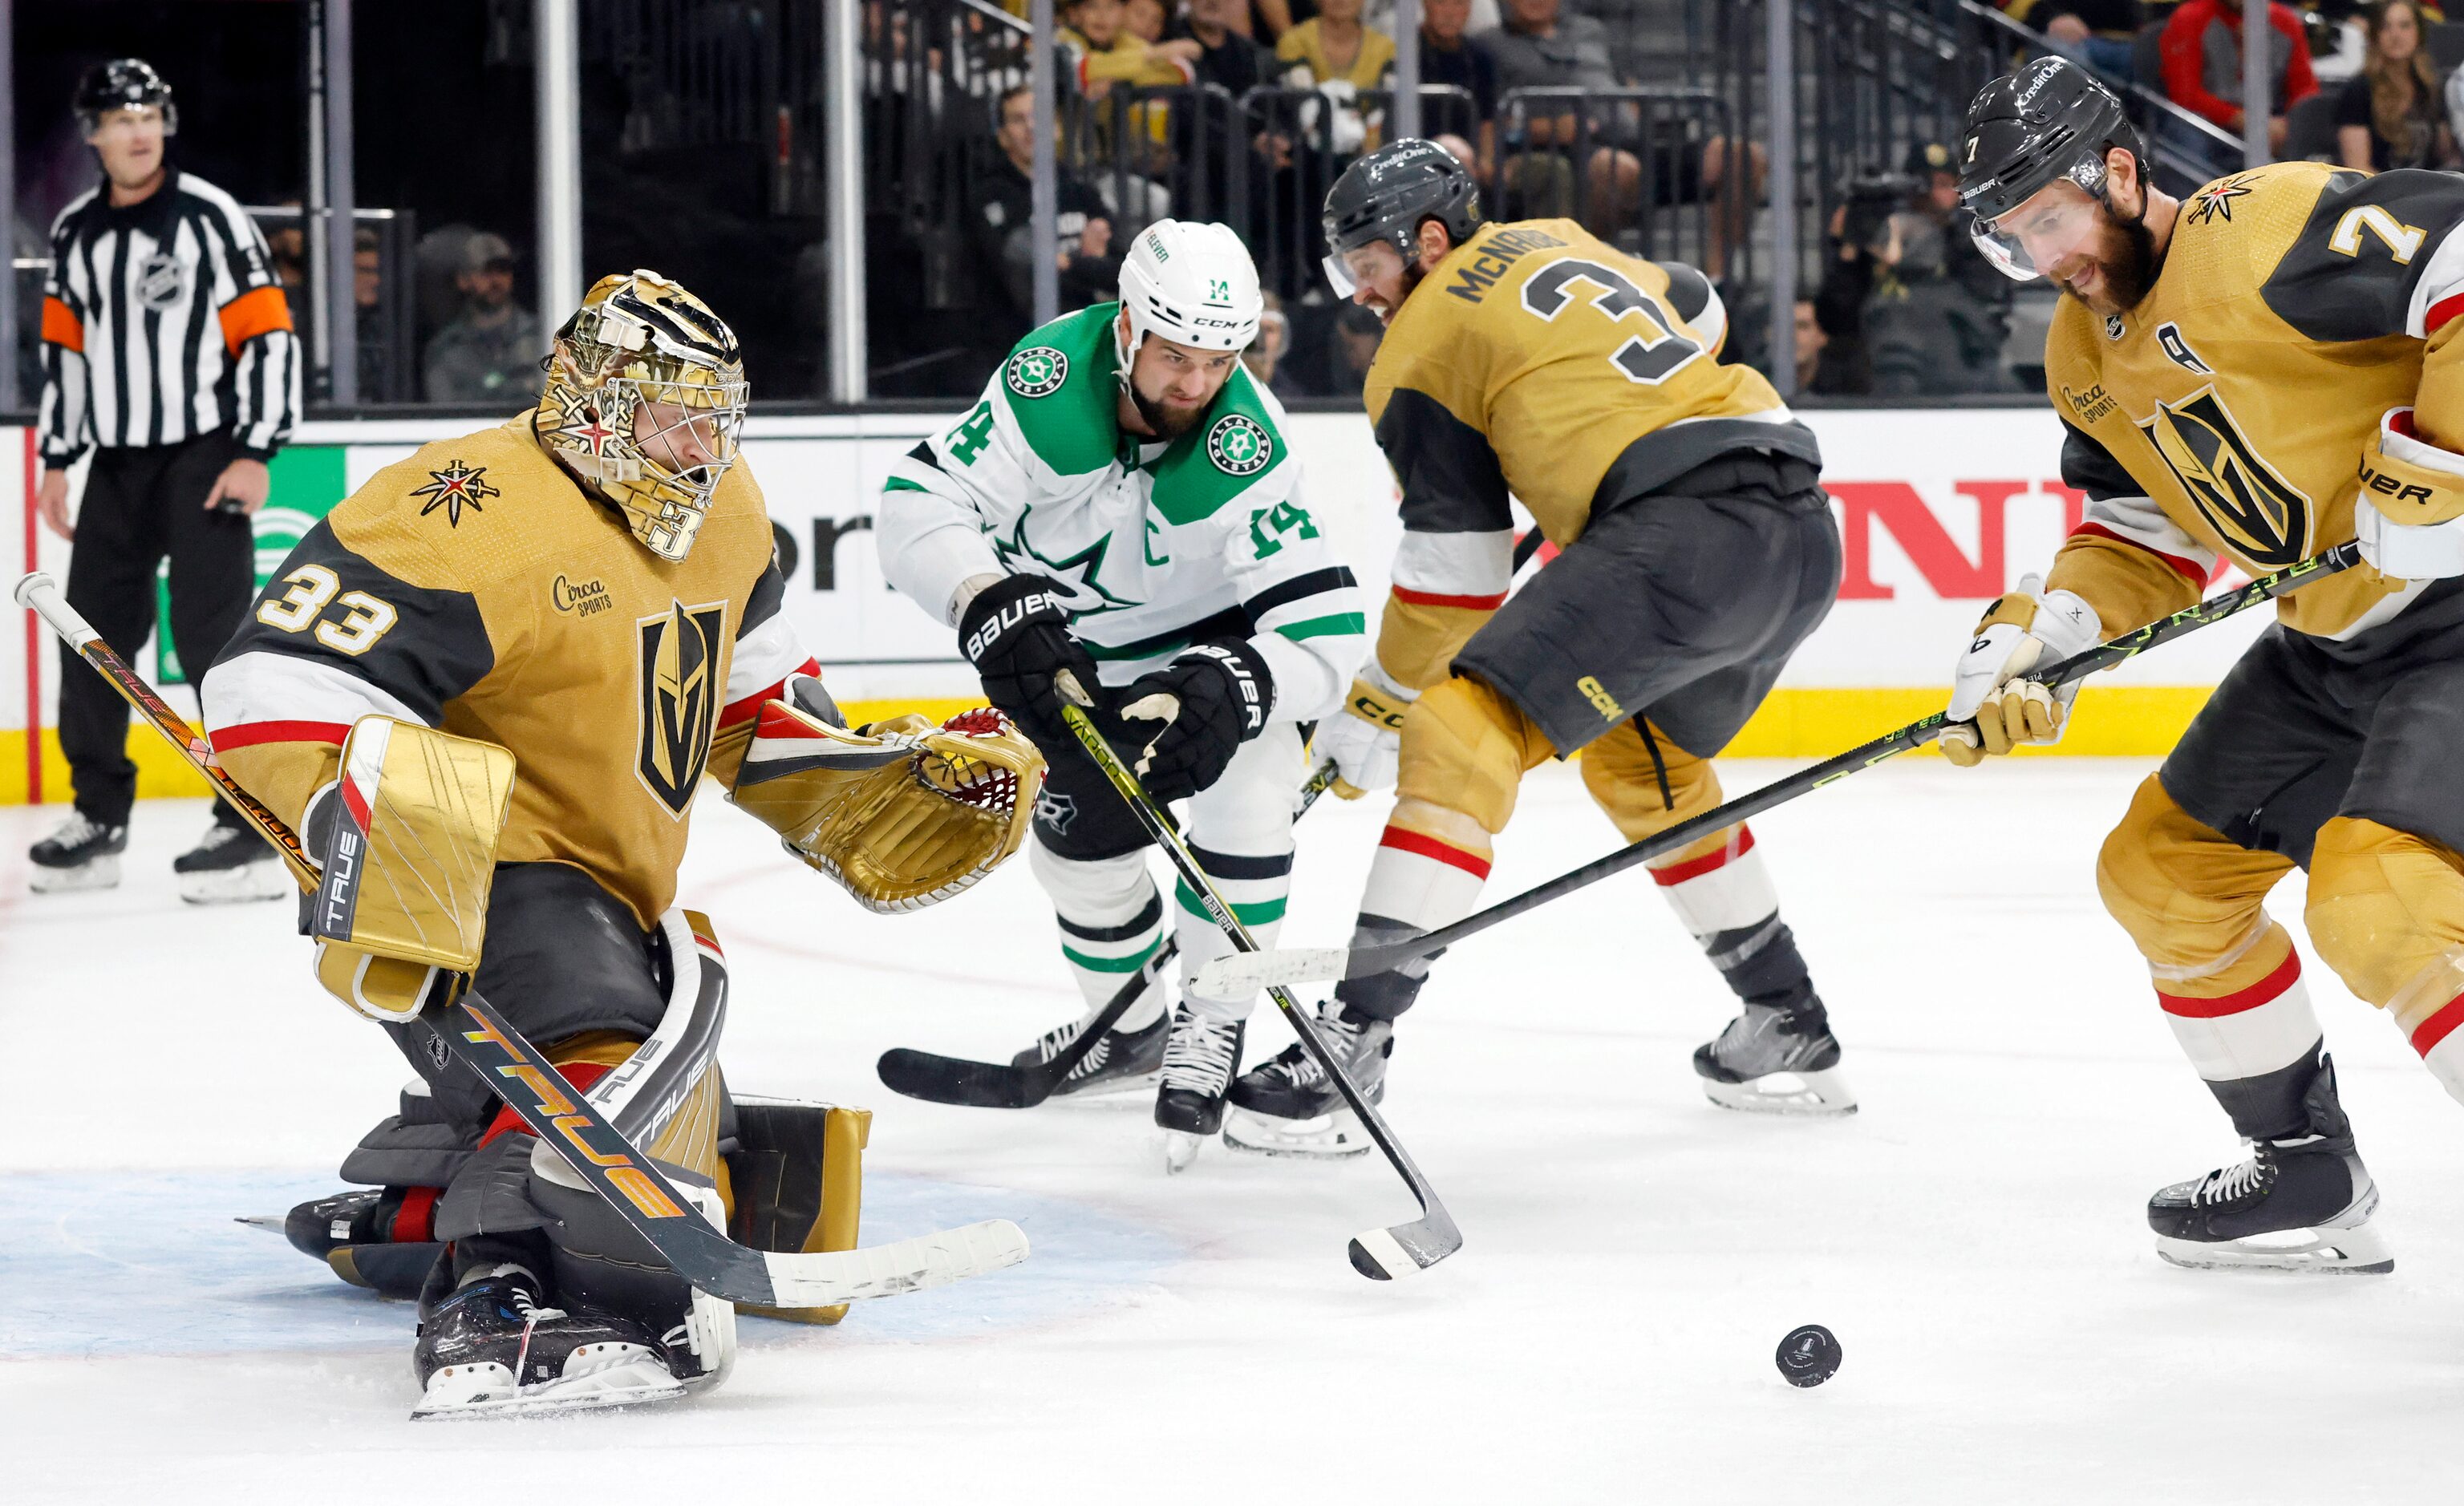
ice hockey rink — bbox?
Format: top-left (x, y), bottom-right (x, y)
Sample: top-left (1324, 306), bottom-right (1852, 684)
top-left (4, 756), bottom-right (2457, 1504)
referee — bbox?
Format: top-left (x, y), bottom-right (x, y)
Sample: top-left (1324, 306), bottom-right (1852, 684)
top-left (29, 59), bottom-right (301, 902)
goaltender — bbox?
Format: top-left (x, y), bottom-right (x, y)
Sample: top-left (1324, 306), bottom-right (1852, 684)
top-left (1950, 59), bottom-right (2464, 1274)
top-left (198, 271), bottom-right (1036, 1415)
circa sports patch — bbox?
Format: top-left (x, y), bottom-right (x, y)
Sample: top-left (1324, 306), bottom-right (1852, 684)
top-left (1006, 346), bottom-right (1069, 398)
top-left (1206, 414), bottom-right (1272, 476)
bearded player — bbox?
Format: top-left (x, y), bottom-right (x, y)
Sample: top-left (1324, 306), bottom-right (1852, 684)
top-left (1950, 58), bottom-right (2464, 1273)
top-left (878, 221), bottom-right (1364, 1168)
top-left (197, 271), bottom-right (1036, 1414)
top-left (1225, 140), bottom-right (1854, 1159)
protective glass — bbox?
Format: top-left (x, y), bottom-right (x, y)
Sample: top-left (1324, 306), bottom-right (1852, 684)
top-left (1970, 179), bottom-right (2105, 282)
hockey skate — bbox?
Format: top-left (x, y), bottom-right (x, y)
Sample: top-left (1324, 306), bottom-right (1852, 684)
top-left (411, 1267), bottom-right (690, 1419)
top-left (2148, 1059), bottom-right (2391, 1274)
top-left (1223, 1002), bottom-right (1389, 1160)
top-left (239, 1187), bottom-right (444, 1299)
top-left (1155, 1005), bottom-right (1242, 1173)
top-left (172, 821), bottom-right (290, 904)
top-left (1011, 1002), bottom-right (1169, 1101)
top-left (28, 811), bottom-right (126, 893)
top-left (1693, 998), bottom-right (1856, 1115)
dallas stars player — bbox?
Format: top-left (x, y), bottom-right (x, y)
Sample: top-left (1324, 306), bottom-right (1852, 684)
top-left (877, 221), bottom-right (1365, 1164)
top-left (1225, 140), bottom-right (1853, 1159)
top-left (198, 270), bottom-right (1036, 1415)
top-left (1952, 59), bottom-right (2464, 1273)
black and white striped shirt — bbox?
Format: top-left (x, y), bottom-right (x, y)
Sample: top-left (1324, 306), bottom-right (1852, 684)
top-left (36, 169), bottom-right (302, 467)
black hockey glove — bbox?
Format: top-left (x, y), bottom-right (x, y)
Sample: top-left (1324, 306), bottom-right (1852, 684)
top-left (1118, 641), bottom-right (1275, 803)
top-left (958, 573), bottom-right (1102, 755)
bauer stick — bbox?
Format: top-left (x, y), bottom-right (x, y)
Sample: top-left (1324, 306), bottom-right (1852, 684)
top-left (14, 570), bottom-right (1029, 1310)
top-left (1059, 702), bottom-right (1461, 1280)
top-left (877, 759), bottom-right (1340, 1109)
top-left (1194, 540), bottom-right (2368, 998)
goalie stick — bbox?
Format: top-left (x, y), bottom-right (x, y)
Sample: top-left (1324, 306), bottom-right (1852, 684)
top-left (1060, 703), bottom-right (1462, 1280)
top-left (1193, 540), bottom-right (2368, 998)
top-left (14, 569), bottom-right (1030, 1311)
top-left (877, 759), bottom-right (1341, 1108)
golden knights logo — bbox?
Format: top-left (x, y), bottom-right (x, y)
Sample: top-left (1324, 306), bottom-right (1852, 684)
top-left (636, 599), bottom-right (727, 816)
top-left (2138, 389), bottom-right (2312, 568)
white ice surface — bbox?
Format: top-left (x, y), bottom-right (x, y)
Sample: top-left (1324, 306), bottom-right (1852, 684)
top-left (2, 762), bottom-right (2458, 1503)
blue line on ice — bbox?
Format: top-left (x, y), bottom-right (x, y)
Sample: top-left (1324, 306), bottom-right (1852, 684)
top-left (0, 1168), bottom-right (1182, 1360)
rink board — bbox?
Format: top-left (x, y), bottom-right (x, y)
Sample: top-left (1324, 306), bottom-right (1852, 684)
top-left (1, 408), bottom-right (2265, 803)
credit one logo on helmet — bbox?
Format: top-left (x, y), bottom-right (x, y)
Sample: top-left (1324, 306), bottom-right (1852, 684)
top-left (1207, 415), bottom-right (1273, 476)
top-left (637, 599), bottom-right (727, 816)
top-left (1007, 347), bottom-right (1068, 398)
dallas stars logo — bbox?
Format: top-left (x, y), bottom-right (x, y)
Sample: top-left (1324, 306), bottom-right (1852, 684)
top-left (1206, 414), bottom-right (1271, 477)
top-left (1007, 346), bottom-right (1069, 399)
top-left (2186, 176), bottom-right (2252, 228)
top-left (411, 460), bottom-right (500, 526)
top-left (988, 506), bottom-right (1137, 616)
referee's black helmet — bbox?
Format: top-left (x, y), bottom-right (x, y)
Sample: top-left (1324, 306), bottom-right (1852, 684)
top-left (75, 59), bottom-right (178, 137)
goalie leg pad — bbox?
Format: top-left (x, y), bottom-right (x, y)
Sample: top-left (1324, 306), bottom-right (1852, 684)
top-left (727, 1096), bottom-right (873, 1326)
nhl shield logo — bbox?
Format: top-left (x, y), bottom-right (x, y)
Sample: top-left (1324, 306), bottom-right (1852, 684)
top-left (136, 253), bottom-right (187, 311)
top-left (1007, 346), bottom-right (1069, 399)
top-left (636, 599), bottom-right (728, 816)
top-left (1206, 415), bottom-right (1272, 476)
top-left (2138, 388), bottom-right (2312, 569)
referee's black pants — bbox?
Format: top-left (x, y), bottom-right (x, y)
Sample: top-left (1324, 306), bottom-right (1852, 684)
top-left (59, 431), bottom-right (253, 830)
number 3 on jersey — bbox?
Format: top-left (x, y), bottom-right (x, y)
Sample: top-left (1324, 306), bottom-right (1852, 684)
top-left (1519, 257), bottom-right (1704, 386)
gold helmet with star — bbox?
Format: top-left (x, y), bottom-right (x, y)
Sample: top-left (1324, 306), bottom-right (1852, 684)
top-left (538, 269), bottom-right (748, 561)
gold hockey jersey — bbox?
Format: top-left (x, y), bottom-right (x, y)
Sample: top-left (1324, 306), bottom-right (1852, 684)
top-left (200, 415), bottom-right (817, 927)
top-left (1358, 219), bottom-right (1820, 688)
top-left (2045, 162), bottom-right (2464, 643)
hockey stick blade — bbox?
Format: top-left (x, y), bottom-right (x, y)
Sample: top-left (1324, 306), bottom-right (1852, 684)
top-left (1194, 542), bottom-right (2366, 993)
top-left (877, 941), bottom-right (1177, 1108)
top-left (1060, 705), bottom-right (1463, 1280)
top-left (15, 570), bottom-right (1032, 1311)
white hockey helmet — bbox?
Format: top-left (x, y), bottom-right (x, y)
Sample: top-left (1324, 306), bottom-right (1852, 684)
top-left (1113, 221), bottom-right (1263, 372)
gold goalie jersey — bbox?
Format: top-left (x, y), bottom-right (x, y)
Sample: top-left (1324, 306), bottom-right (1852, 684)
top-left (200, 414), bottom-right (818, 927)
top-left (2046, 162), bottom-right (2464, 645)
top-left (1360, 218), bottom-right (1820, 686)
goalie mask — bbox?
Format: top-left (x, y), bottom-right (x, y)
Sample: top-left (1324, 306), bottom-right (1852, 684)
top-left (539, 270), bottom-right (749, 562)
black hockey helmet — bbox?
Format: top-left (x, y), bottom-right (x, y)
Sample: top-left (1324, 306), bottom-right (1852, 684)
top-left (75, 58), bottom-right (177, 136)
top-left (1321, 138), bottom-right (1484, 296)
top-left (1959, 57), bottom-right (2142, 279)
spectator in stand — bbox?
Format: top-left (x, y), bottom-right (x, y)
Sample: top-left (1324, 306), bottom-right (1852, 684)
top-left (1861, 208), bottom-right (2014, 398)
top-left (2161, 0), bottom-right (2320, 159)
top-left (1170, 0), bottom-right (1279, 225)
top-left (422, 233), bottom-right (545, 406)
top-left (970, 84), bottom-right (1122, 357)
top-left (1060, 0), bottom-right (1199, 100)
top-left (1177, 0), bottom-right (1274, 92)
top-left (2023, 0), bottom-right (2146, 81)
top-left (1770, 296), bottom-right (1864, 399)
top-left (1278, 0), bottom-right (1399, 91)
top-left (1483, 0), bottom-right (1762, 273)
top-left (1322, 298), bottom-right (1385, 391)
top-left (1242, 289), bottom-right (1305, 400)
top-left (1416, 0), bottom-right (1500, 177)
top-left (2340, 1), bottom-right (2458, 169)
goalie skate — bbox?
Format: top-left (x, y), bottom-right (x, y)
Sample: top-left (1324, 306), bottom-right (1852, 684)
top-left (1693, 999), bottom-right (1856, 1115)
top-left (410, 1269), bottom-right (689, 1420)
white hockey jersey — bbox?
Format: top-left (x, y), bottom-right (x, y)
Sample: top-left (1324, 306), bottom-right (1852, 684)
top-left (877, 303), bottom-right (1365, 721)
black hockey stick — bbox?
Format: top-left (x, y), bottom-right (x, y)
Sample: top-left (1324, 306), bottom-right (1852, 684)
top-left (877, 941), bottom-right (1179, 1108)
top-left (875, 758), bottom-right (1343, 1108)
top-left (14, 570), bottom-right (1031, 1310)
top-left (1060, 705), bottom-right (1462, 1280)
top-left (1194, 540), bottom-right (2367, 998)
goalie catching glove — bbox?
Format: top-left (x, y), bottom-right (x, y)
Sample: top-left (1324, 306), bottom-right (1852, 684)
top-left (302, 716), bottom-right (518, 1023)
top-left (1939, 574), bottom-right (2101, 767)
top-left (730, 675), bottom-right (1042, 912)
top-left (1119, 640), bottom-right (1274, 803)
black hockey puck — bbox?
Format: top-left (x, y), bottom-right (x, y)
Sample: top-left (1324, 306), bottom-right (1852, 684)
top-left (1776, 1325), bottom-right (1841, 1387)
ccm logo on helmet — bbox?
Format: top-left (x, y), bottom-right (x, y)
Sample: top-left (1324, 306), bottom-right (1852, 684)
top-left (965, 590), bottom-right (1068, 662)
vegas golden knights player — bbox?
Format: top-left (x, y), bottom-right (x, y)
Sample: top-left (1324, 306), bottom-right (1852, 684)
top-left (1224, 140), bottom-right (1853, 1158)
top-left (1955, 59), bottom-right (2464, 1273)
top-left (197, 272), bottom-right (1035, 1415)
